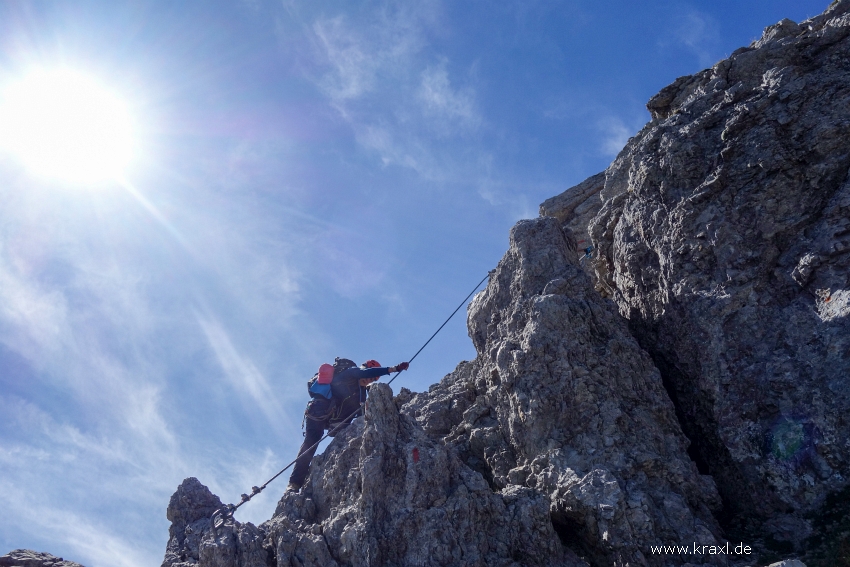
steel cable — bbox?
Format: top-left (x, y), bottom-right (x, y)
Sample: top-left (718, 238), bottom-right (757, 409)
top-left (212, 271), bottom-right (491, 526)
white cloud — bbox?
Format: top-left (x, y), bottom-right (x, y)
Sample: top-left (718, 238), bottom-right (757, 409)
top-left (418, 63), bottom-right (480, 136)
top-left (310, 3), bottom-right (435, 107)
top-left (240, 0), bottom-right (262, 13)
top-left (470, 151), bottom-right (537, 221)
top-left (197, 312), bottom-right (293, 434)
top-left (0, 260), bottom-right (68, 362)
top-left (597, 115), bottom-right (633, 157)
top-left (2, 500), bottom-right (157, 567)
top-left (214, 447), bottom-right (283, 526)
top-left (350, 121), bottom-right (458, 183)
top-left (664, 8), bottom-right (721, 69)
top-left (0, 393), bottom-right (183, 495)
top-left (0, 394), bottom-right (185, 567)
top-left (477, 179), bottom-right (537, 222)
top-left (313, 16), bottom-right (376, 104)
top-left (0, 217), bottom-right (169, 437)
top-left (542, 98), bottom-right (578, 121)
top-left (678, 12), bottom-right (719, 68)
top-left (0, 170), bottom-right (314, 564)
top-left (294, 1), bottom-right (496, 189)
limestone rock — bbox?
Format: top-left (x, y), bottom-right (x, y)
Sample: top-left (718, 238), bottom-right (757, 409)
top-left (162, 477), bottom-right (226, 567)
top-left (197, 518), bottom-right (268, 567)
top-left (268, 382), bottom-right (586, 566)
top-left (405, 217), bottom-right (722, 566)
top-left (583, 0), bottom-right (850, 559)
top-left (0, 550), bottom-right (84, 567)
top-left (163, 384), bottom-right (588, 567)
top-left (539, 172), bottom-right (606, 275)
top-left (159, 476), bottom-right (270, 567)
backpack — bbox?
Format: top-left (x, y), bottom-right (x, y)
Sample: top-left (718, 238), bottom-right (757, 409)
top-left (307, 357), bottom-right (357, 400)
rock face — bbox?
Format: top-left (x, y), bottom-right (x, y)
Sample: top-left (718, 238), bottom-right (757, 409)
top-left (161, 2), bottom-right (850, 566)
top-left (0, 550), bottom-right (84, 567)
top-left (161, 217), bottom-right (725, 567)
top-left (404, 217), bottom-right (722, 566)
top-left (170, 383), bottom-right (587, 567)
top-left (161, 477), bottom-right (268, 567)
top-left (277, 382), bottom-right (584, 566)
top-left (539, 171), bottom-right (606, 275)
top-left (584, 0), bottom-right (850, 559)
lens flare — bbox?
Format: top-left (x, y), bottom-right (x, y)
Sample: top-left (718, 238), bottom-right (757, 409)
top-left (766, 415), bottom-right (818, 465)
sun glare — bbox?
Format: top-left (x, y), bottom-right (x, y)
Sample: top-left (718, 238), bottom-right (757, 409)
top-left (0, 68), bottom-right (134, 185)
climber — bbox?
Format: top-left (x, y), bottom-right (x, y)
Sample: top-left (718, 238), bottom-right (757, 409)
top-left (579, 245), bottom-right (593, 262)
top-left (286, 359), bottom-right (410, 492)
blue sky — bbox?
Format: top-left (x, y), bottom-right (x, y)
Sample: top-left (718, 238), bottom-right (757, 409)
top-left (0, 1), bottom-right (829, 565)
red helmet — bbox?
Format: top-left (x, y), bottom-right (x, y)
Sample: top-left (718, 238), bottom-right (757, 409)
top-left (362, 359), bottom-right (381, 368)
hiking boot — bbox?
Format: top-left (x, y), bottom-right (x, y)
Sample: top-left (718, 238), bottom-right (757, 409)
top-left (286, 482), bottom-right (301, 493)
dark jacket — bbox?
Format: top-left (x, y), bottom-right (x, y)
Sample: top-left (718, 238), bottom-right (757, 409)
top-left (329, 366), bottom-right (391, 424)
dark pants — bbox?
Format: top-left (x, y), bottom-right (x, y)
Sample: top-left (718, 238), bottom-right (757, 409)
top-left (289, 413), bottom-right (325, 487)
top-left (289, 398), bottom-right (361, 487)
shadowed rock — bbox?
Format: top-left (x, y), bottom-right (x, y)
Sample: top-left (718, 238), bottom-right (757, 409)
top-left (567, 0), bottom-right (850, 561)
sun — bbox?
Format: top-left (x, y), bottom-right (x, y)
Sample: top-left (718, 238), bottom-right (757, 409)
top-left (0, 68), bottom-right (134, 185)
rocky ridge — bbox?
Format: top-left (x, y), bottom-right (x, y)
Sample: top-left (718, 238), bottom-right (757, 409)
top-left (0, 550), bottom-right (85, 567)
top-left (161, 218), bottom-right (725, 567)
top-left (160, 2), bottom-right (850, 566)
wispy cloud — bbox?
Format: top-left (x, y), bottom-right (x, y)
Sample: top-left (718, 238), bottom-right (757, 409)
top-left (540, 90), bottom-right (646, 160)
top-left (418, 62), bottom-right (481, 137)
top-left (293, 1), bottom-right (495, 187)
top-left (310, 3), bottom-right (435, 107)
top-left (239, 0), bottom-right (262, 13)
top-left (313, 16), bottom-right (377, 104)
top-left (214, 447), bottom-right (282, 526)
top-left (477, 179), bottom-right (537, 222)
top-left (0, 485), bottom-right (158, 567)
top-left (597, 115), bottom-right (634, 157)
top-left (0, 162), bottom-right (315, 564)
top-left (0, 385), bottom-right (184, 494)
top-left (0, 395), bottom-right (185, 567)
top-left (0, 259), bottom-right (68, 362)
top-left (471, 148), bottom-right (537, 220)
top-left (197, 312), bottom-right (293, 434)
top-left (661, 7), bottom-right (721, 69)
